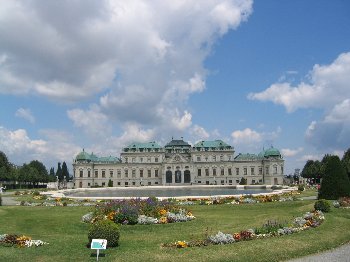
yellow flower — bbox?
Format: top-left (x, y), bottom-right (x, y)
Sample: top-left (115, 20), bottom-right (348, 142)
top-left (159, 216), bottom-right (168, 224)
top-left (55, 197), bottom-right (61, 202)
top-left (176, 241), bottom-right (187, 248)
top-left (16, 235), bottom-right (32, 247)
top-left (159, 209), bottom-right (167, 216)
top-left (107, 211), bottom-right (116, 221)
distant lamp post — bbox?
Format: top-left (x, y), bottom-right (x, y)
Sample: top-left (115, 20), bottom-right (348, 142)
top-left (56, 176), bottom-right (59, 190)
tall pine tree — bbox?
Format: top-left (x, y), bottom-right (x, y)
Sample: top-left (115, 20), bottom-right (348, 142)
top-left (62, 162), bottom-right (70, 181)
top-left (56, 162), bottom-right (63, 182)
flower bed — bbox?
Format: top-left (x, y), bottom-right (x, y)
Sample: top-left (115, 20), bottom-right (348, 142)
top-left (0, 234), bottom-right (48, 248)
top-left (162, 210), bottom-right (325, 248)
top-left (83, 197), bottom-right (195, 225)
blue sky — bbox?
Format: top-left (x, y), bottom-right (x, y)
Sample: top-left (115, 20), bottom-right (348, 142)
top-left (0, 0), bottom-right (350, 175)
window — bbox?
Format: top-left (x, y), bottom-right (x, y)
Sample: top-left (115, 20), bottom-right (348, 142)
top-left (155, 182), bottom-right (159, 185)
top-left (213, 168), bottom-right (216, 176)
top-left (236, 179), bottom-right (240, 183)
top-left (228, 168), bottom-right (232, 176)
top-left (197, 156), bottom-right (201, 161)
top-left (88, 183), bottom-right (91, 186)
top-left (205, 156), bottom-right (208, 161)
top-left (197, 169), bottom-right (202, 176)
top-left (155, 169), bottom-right (159, 177)
top-left (229, 180), bottom-right (232, 184)
top-left (132, 182), bottom-right (136, 185)
top-left (213, 156), bottom-right (216, 161)
top-left (236, 168), bottom-right (239, 176)
top-left (110, 170), bottom-right (113, 178)
top-left (87, 170), bottom-right (91, 178)
top-left (220, 155), bottom-right (224, 161)
top-left (273, 165), bottom-right (277, 174)
top-left (205, 169), bottom-right (209, 176)
top-left (251, 167), bottom-right (255, 175)
top-left (117, 182), bottom-right (121, 186)
top-left (221, 168), bottom-right (224, 176)
top-left (147, 157), bottom-right (151, 163)
top-left (206, 181), bottom-right (210, 185)
top-left (132, 169), bottom-right (136, 178)
top-left (252, 180), bottom-right (256, 184)
top-left (125, 169), bottom-right (129, 178)
top-left (117, 169), bottom-right (121, 178)
top-left (228, 155), bottom-right (231, 161)
top-left (102, 182), bottom-right (105, 187)
top-left (95, 170), bottom-right (98, 178)
top-left (197, 181), bottom-right (201, 184)
top-left (132, 158), bottom-right (136, 163)
top-left (148, 182), bottom-right (151, 185)
top-left (140, 157), bottom-right (143, 163)
top-left (125, 157), bottom-right (128, 163)
top-left (155, 157), bottom-right (158, 163)
top-left (102, 170), bottom-right (106, 178)
top-left (265, 166), bottom-right (269, 175)
top-left (140, 169), bottom-right (144, 177)
top-left (243, 168), bottom-right (247, 175)
top-left (221, 180), bottom-right (225, 185)
top-left (259, 167), bottom-right (262, 175)
top-left (148, 169), bottom-right (151, 177)
top-left (79, 170), bottom-right (83, 178)
top-left (281, 166), bottom-right (284, 175)
top-left (125, 182), bottom-right (128, 186)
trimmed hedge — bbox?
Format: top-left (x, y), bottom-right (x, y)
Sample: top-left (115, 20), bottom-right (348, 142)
top-left (88, 220), bottom-right (120, 248)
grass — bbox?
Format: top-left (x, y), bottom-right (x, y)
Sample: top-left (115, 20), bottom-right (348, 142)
top-left (0, 200), bottom-right (349, 262)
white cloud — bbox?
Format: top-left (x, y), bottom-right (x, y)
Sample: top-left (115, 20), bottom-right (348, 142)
top-left (231, 128), bottom-right (262, 145)
top-left (248, 52), bottom-right (350, 112)
top-left (281, 147), bottom-right (303, 157)
top-left (1, 0), bottom-right (253, 140)
top-left (67, 105), bottom-right (112, 138)
top-left (305, 99), bottom-right (350, 150)
top-left (0, 126), bottom-right (80, 167)
top-left (190, 125), bottom-right (210, 140)
top-left (15, 108), bottom-right (35, 123)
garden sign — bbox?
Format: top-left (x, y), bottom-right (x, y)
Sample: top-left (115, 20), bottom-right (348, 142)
top-left (91, 239), bottom-right (107, 261)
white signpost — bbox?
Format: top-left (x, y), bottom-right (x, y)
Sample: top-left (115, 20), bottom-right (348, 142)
top-left (91, 239), bottom-right (107, 261)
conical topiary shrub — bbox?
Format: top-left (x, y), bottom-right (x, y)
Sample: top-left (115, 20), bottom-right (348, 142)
top-left (318, 155), bottom-right (350, 200)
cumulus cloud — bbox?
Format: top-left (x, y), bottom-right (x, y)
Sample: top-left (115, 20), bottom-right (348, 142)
top-left (190, 124), bottom-right (210, 140)
top-left (0, 0), bottom-right (253, 138)
top-left (231, 128), bottom-right (262, 145)
top-left (305, 99), bottom-right (350, 149)
top-left (248, 52), bottom-right (350, 112)
top-left (67, 104), bottom-right (112, 138)
top-left (281, 147), bottom-right (303, 157)
top-left (0, 126), bottom-right (80, 167)
top-left (15, 108), bottom-right (35, 123)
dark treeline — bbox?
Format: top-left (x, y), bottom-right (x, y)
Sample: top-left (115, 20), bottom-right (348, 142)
top-left (0, 151), bottom-right (71, 189)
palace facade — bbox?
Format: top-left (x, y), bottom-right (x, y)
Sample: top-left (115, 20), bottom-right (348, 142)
top-left (73, 138), bottom-right (284, 188)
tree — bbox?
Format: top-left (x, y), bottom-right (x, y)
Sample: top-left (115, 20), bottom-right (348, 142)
top-left (108, 179), bottom-right (113, 187)
top-left (341, 148), bottom-right (350, 180)
top-left (62, 162), bottom-right (70, 181)
top-left (318, 155), bottom-right (350, 200)
top-left (18, 164), bottom-right (39, 188)
top-left (56, 162), bottom-right (63, 182)
top-left (0, 151), bottom-right (11, 181)
top-left (301, 160), bottom-right (322, 184)
top-left (239, 177), bottom-right (247, 185)
top-left (28, 160), bottom-right (49, 184)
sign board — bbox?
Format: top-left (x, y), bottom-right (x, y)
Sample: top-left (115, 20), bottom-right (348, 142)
top-left (91, 239), bottom-right (107, 250)
top-left (91, 239), bottom-right (107, 261)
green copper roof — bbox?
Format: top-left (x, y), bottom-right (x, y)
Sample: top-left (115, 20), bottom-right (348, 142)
top-left (124, 141), bottom-right (162, 149)
top-left (75, 150), bottom-right (120, 163)
top-left (258, 146), bottom-right (282, 158)
top-left (193, 140), bottom-right (231, 149)
top-left (234, 153), bottom-right (260, 161)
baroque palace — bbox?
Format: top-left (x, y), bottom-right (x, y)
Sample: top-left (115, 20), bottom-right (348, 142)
top-left (73, 138), bottom-right (284, 188)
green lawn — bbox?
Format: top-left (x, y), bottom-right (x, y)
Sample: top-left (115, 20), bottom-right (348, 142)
top-left (0, 200), bottom-right (349, 262)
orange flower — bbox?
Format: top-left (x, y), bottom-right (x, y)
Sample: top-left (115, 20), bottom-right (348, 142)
top-left (159, 209), bottom-right (167, 216)
top-left (159, 216), bottom-right (168, 224)
top-left (176, 241), bottom-right (187, 248)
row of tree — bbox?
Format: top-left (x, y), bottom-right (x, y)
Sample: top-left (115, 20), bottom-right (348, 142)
top-left (0, 151), bottom-right (71, 189)
top-left (301, 148), bottom-right (350, 183)
top-left (301, 148), bottom-right (350, 200)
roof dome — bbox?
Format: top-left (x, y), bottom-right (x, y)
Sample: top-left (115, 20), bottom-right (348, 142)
top-left (261, 146), bottom-right (282, 158)
top-left (76, 149), bottom-right (91, 161)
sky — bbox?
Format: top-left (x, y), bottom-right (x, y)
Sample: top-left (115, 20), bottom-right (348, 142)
top-left (0, 0), bottom-right (350, 175)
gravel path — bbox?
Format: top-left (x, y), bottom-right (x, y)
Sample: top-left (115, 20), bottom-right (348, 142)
top-left (0, 192), bottom-right (19, 206)
top-left (286, 242), bottom-right (350, 262)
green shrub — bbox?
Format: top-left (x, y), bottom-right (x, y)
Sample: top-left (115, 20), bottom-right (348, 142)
top-left (298, 184), bottom-right (305, 192)
top-left (314, 199), bottom-right (330, 213)
top-left (0, 196), bottom-right (2, 206)
top-left (88, 220), bottom-right (120, 248)
top-left (33, 191), bottom-right (40, 196)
